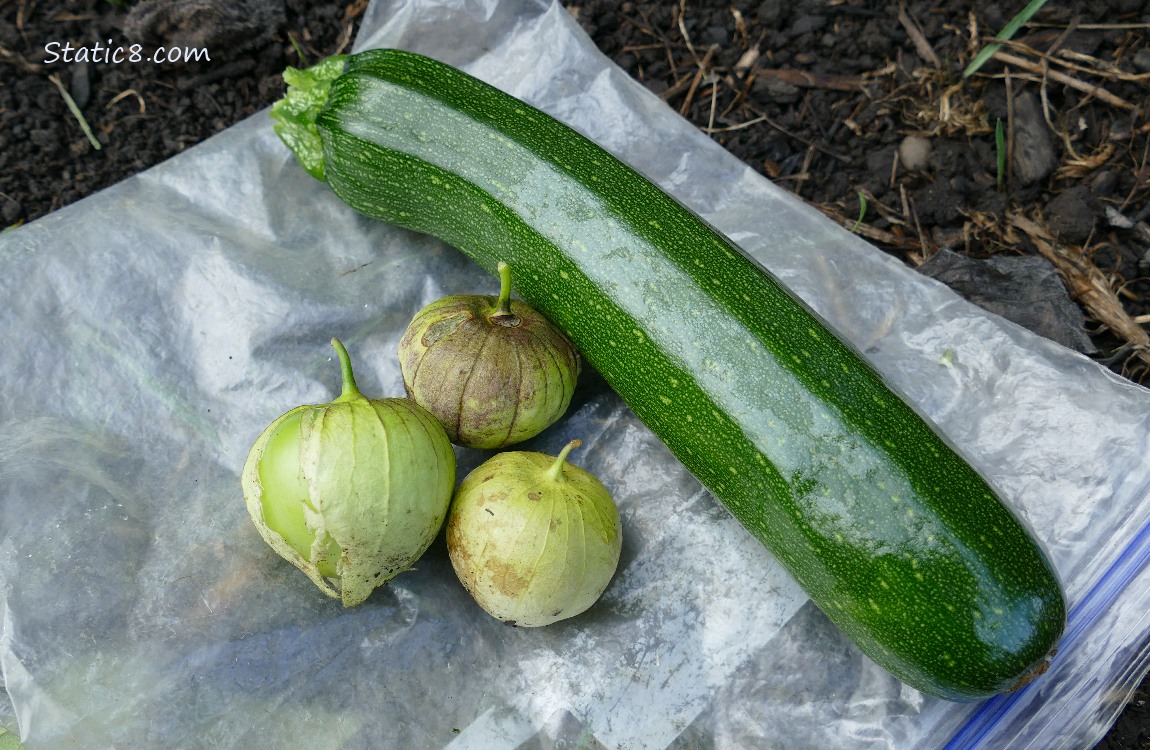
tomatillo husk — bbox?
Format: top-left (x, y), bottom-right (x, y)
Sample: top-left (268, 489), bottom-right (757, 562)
top-left (446, 439), bottom-right (621, 626)
top-left (398, 261), bottom-right (580, 449)
top-left (242, 338), bottom-right (456, 607)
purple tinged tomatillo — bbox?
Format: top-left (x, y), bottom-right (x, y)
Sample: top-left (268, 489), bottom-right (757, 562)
top-left (241, 338), bottom-right (456, 607)
top-left (398, 261), bottom-right (581, 449)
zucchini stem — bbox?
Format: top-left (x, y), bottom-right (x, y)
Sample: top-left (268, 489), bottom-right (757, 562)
top-left (546, 439), bottom-right (582, 482)
top-left (270, 54), bottom-right (349, 181)
top-left (330, 338), bottom-right (362, 401)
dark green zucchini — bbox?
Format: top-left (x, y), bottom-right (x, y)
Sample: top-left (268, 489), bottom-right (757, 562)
top-left (270, 49), bottom-right (1065, 701)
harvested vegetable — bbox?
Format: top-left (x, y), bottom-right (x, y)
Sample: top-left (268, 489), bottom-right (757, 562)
top-left (271, 50), bottom-right (1065, 700)
top-left (398, 261), bottom-right (580, 449)
top-left (447, 439), bottom-right (621, 626)
top-left (242, 338), bottom-right (455, 607)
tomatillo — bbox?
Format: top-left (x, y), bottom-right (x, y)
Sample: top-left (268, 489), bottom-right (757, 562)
top-left (398, 261), bottom-right (581, 449)
top-left (242, 338), bottom-right (455, 606)
top-left (446, 439), bottom-right (621, 626)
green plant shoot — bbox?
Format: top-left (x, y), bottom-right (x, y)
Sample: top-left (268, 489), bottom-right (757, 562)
top-left (963, 0), bottom-right (1052, 78)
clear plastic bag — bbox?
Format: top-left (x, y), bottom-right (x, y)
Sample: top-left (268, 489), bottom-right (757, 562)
top-left (2, 1), bottom-right (1149, 748)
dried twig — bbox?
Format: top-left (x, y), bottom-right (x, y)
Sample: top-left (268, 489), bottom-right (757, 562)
top-left (906, 191), bottom-right (931, 262)
top-left (677, 0), bottom-right (700, 64)
top-left (1119, 137), bottom-right (1149, 213)
top-left (707, 72), bottom-right (719, 132)
top-left (703, 115), bottom-right (767, 133)
top-left (1005, 68), bottom-right (1015, 188)
top-left (1026, 22), bottom-right (1150, 30)
top-left (991, 50), bottom-right (1137, 111)
top-left (754, 68), bottom-right (863, 92)
top-left (1053, 142), bottom-right (1117, 180)
top-left (815, 203), bottom-right (924, 253)
top-left (898, 5), bottom-right (941, 68)
top-left (738, 104), bottom-right (852, 163)
top-left (1036, 47), bottom-right (1150, 82)
top-left (679, 44), bottom-right (717, 115)
top-left (720, 57), bottom-right (759, 119)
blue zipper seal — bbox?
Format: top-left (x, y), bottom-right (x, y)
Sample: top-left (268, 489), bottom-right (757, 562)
top-left (943, 512), bottom-right (1150, 749)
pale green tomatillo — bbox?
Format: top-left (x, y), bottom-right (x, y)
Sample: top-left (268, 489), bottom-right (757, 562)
top-left (242, 338), bottom-right (456, 606)
top-left (446, 439), bottom-right (621, 626)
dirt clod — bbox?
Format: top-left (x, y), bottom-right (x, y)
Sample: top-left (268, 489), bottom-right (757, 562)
top-left (1046, 186), bottom-right (1099, 245)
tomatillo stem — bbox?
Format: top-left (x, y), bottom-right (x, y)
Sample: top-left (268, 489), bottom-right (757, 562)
top-left (331, 338), bottom-right (362, 401)
top-left (546, 439), bottom-right (582, 482)
top-left (491, 261), bottom-right (521, 326)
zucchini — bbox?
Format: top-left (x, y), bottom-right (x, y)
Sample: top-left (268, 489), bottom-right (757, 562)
top-left (271, 49), bottom-right (1065, 701)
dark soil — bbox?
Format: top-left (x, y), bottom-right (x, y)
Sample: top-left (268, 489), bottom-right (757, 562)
top-left (2, 0), bottom-right (1150, 747)
top-left (564, 0), bottom-right (1150, 381)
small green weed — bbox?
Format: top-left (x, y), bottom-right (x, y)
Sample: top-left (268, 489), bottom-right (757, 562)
top-left (963, 0), bottom-right (1052, 78)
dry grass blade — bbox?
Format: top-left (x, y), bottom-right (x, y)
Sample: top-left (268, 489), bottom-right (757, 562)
top-left (48, 73), bottom-right (101, 151)
top-left (106, 88), bottom-right (146, 114)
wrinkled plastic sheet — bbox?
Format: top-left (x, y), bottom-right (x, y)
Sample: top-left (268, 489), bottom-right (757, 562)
top-left (3, 1), bottom-right (1150, 748)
